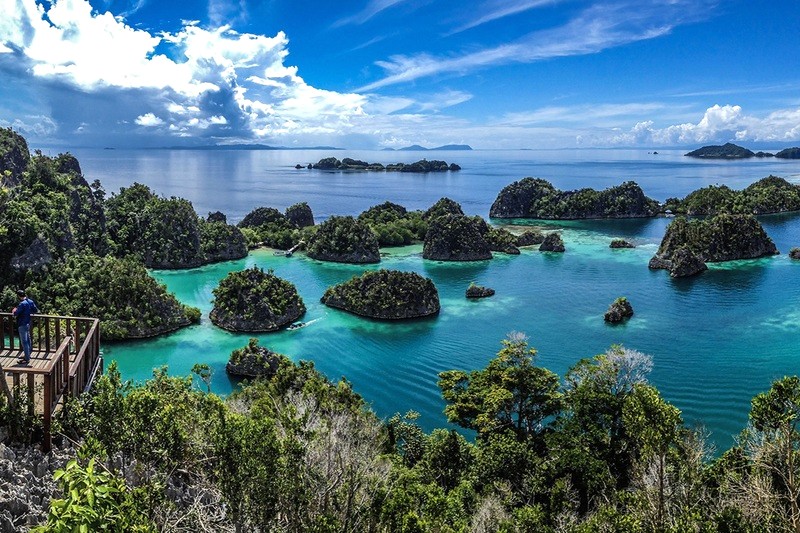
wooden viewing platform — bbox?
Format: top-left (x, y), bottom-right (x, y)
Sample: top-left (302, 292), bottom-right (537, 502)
top-left (1, 312), bottom-right (102, 451)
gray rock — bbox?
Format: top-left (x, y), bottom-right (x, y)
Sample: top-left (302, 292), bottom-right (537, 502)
top-left (0, 445), bottom-right (15, 462)
top-left (539, 233), bottom-right (565, 253)
top-left (10, 236), bottom-right (52, 272)
top-left (604, 297), bottom-right (634, 323)
top-left (0, 510), bottom-right (14, 533)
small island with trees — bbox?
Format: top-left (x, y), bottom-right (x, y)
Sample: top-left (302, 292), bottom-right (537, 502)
top-left (320, 269), bottom-right (440, 319)
top-left (210, 267), bottom-right (306, 331)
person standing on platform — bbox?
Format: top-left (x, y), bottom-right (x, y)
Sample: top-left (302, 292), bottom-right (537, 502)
top-left (12, 289), bottom-right (39, 365)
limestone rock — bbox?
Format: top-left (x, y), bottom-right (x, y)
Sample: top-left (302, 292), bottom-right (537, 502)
top-left (515, 230), bottom-right (545, 246)
top-left (306, 216), bottom-right (380, 263)
top-left (791, 247), bottom-right (800, 260)
top-left (226, 339), bottom-right (282, 378)
top-left (10, 236), bottom-right (52, 273)
top-left (321, 270), bottom-right (440, 319)
top-left (423, 214), bottom-right (492, 261)
top-left (668, 247), bottom-right (708, 277)
top-left (610, 239), bottom-right (635, 249)
top-left (490, 178), bottom-right (659, 219)
top-left (650, 214), bottom-right (778, 274)
top-left (0, 128), bottom-right (30, 186)
top-left (466, 284), bottom-right (495, 299)
top-left (539, 233), bottom-right (565, 253)
top-left (285, 202), bottom-right (315, 228)
top-left (604, 297), bottom-right (634, 323)
top-left (210, 267), bottom-right (306, 332)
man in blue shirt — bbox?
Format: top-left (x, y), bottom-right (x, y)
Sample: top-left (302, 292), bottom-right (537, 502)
top-left (12, 289), bottom-right (39, 364)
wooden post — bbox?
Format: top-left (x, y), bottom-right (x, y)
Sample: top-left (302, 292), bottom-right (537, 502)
top-left (27, 374), bottom-right (34, 418)
top-left (42, 373), bottom-right (52, 453)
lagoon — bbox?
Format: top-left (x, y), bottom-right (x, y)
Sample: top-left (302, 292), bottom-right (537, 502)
top-left (71, 147), bottom-right (800, 450)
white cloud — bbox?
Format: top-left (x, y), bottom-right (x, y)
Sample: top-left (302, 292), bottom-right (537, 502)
top-left (0, 0), bottom-right (369, 142)
top-left (135, 113), bottom-right (164, 126)
top-left (360, 0), bottom-right (716, 91)
top-left (448, 0), bottom-right (560, 35)
top-left (580, 104), bottom-right (800, 146)
top-left (332, 0), bottom-right (408, 28)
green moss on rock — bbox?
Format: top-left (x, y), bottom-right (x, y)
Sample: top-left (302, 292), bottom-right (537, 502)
top-left (210, 267), bottom-right (306, 332)
top-left (423, 214), bottom-right (492, 261)
top-left (306, 216), bottom-right (380, 263)
top-left (490, 178), bottom-right (659, 219)
top-left (321, 269), bottom-right (440, 319)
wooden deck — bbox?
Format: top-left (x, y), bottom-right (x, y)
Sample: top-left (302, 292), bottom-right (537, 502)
top-left (1, 313), bottom-right (102, 451)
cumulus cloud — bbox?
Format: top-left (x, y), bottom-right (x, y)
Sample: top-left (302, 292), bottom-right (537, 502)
top-left (580, 104), bottom-right (800, 146)
top-left (0, 0), bottom-right (371, 145)
top-left (135, 113), bottom-right (164, 126)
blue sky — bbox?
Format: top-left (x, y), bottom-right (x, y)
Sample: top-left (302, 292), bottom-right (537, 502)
top-left (1, 0), bottom-right (799, 149)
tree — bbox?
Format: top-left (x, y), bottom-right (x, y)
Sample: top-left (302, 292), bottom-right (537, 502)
top-left (741, 376), bottom-right (800, 532)
top-left (438, 332), bottom-right (561, 440)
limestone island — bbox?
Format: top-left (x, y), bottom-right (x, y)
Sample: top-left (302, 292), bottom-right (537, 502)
top-left (466, 283), bottom-right (495, 299)
top-left (610, 239), bottom-right (635, 249)
top-left (306, 216), bottom-right (380, 263)
top-left (539, 233), bottom-right (565, 252)
top-left (304, 157), bottom-right (460, 172)
top-left (604, 297), bottom-right (634, 323)
top-left (423, 213), bottom-right (493, 261)
top-left (358, 201), bottom-right (427, 247)
top-left (320, 269), bottom-right (440, 319)
top-left (776, 147), bottom-right (800, 159)
top-left (210, 267), bottom-right (306, 332)
top-left (790, 247), bottom-right (800, 260)
top-left (664, 176), bottom-right (800, 216)
top-left (226, 338), bottom-right (284, 378)
top-left (649, 214), bottom-right (779, 277)
top-left (490, 178), bottom-right (659, 219)
top-left (238, 204), bottom-right (313, 250)
top-left (106, 183), bottom-right (247, 269)
top-left (684, 143), bottom-right (755, 159)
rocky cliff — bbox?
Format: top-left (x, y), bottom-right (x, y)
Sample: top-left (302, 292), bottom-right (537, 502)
top-left (649, 214), bottom-right (778, 276)
top-left (306, 216), bottom-right (380, 263)
top-left (423, 214), bottom-right (493, 261)
top-left (210, 267), bottom-right (306, 332)
top-left (321, 269), bottom-right (440, 319)
top-left (490, 178), bottom-right (659, 219)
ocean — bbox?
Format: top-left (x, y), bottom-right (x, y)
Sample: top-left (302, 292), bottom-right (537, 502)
top-left (70, 147), bottom-right (800, 450)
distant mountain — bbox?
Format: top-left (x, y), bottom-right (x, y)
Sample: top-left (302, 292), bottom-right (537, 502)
top-left (685, 143), bottom-right (755, 159)
top-left (162, 144), bottom-right (342, 151)
top-left (775, 147), bottom-right (800, 159)
top-left (394, 144), bottom-right (473, 151)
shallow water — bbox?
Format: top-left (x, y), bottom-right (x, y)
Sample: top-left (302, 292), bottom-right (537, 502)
top-left (68, 147), bottom-right (800, 451)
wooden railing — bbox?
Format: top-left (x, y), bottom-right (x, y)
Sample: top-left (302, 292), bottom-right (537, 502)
top-left (0, 313), bottom-right (102, 451)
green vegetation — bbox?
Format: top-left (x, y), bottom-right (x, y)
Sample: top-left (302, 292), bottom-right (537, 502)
top-left (423, 213), bottom-right (493, 261)
top-left (423, 196), bottom-right (464, 220)
top-left (0, 127), bottom-right (30, 184)
top-left (321, 269), bottom-right (440, 319)
top-left (673, 176), bottom-right (800, 215)
top-left (306, 215), bottom-right (380, 263)
top-left (237, 206), bottom-right (304, 250)
top-left (17, 253), bottom-right (200, 340)
top-left (106, 183), bottom-right (246, 268)
top-left (210, 266), bottom-right (306, 331)
top-left (490, 178), bottom-right (659, 219)
top-left (653, 213), bottom-right (778, 263)
top-left (358, 201), bottom-right (427, 246)
top-left (684, 142), bottom-right (756, 159)
top-left (15, 336), bottom-right (800, 530)
top-left (312, 157), bottom-right (459, 172)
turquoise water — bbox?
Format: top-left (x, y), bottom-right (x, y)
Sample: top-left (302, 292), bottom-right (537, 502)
top-left (69, 148), bottom-right (800, 451)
